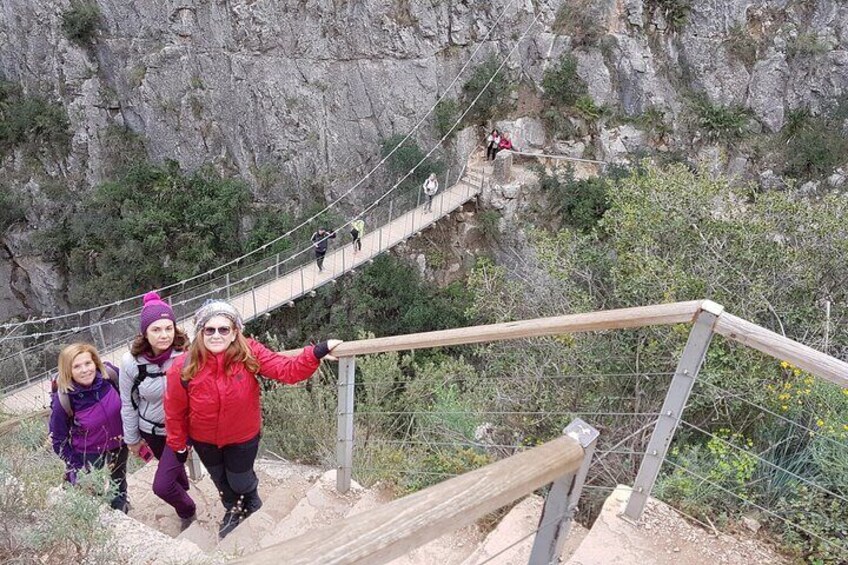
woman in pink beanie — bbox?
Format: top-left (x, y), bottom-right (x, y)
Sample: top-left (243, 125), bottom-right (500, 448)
top-left (119, 291), bottom-right (196, 530)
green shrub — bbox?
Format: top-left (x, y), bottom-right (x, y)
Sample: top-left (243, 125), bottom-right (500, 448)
top-left (434, 97), bottom-right (459, 140)
top-left (477, 209), bottom-right (501, 239)
top-left (0, 81), bottom-right (70, 157)
top-left (542, 55), bottom-right (588, 108)
top-left (788, 33), bottom-right (829, 58)
top-left (647, 0), bottom-right (692, 30)
top-left (380, 133), bottom-right (445, 197)
top-left (60, 1), bottom-right (101, 46)
top-left (0, 418), bottom-right (118, 563)
top-left (691, 94), bottom-right (751, 143)
top-left (41, 159), bottom-right (253, 306)
top-left (725, 24), bottom-right (757, 68)
top-left (0, 185), bottom-right (25, 232)
top-left (461, 55), bottom-right (513, 125)
top-left (781, 108), bottom-right (848, 179)
top-left (537, 164), bottom-right (629, 231)
top-left (632, 106), bottom-right (672, 142)
top-left (573, 95), bottom-right (607, 122)
top-left (553, 0), bottom-right (605, 46)
top-left (260, 367), bottom-right (337, 466)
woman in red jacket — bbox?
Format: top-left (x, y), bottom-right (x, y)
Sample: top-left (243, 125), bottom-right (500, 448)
top-left (164, 299), bottom-right (341, 539)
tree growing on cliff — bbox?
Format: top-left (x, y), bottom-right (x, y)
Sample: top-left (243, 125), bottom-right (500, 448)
top-left (60, 2), bottom-right (102, 46)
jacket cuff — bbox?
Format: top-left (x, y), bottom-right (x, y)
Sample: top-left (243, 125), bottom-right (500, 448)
top-left (313, 341), bottom-right (331, 359)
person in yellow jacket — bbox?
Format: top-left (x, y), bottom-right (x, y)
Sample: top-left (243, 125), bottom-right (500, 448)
top-left (350, 218), bottom-right (365, 253)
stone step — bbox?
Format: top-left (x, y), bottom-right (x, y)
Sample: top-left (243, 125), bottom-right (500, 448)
top-left (127, 457), bottom-right (222, 542)
top-left (216, 460), bottom-right (321, 556)
top-left (101, 502), bottom-right (212, 564)
top-left (460, 495), bottom-right (587, 565)
top-left (257, 469), bottom-right (365, 550)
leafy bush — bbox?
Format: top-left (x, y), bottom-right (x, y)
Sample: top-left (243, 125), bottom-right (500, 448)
top-left (60, 1), bottom-right (101, 46)
top-left (691, 94), bottom-right (751, 143)
top-left (0, 419), bottom-right (119, 563)
top-left (260, 365), bottom-right (337, 466)
top-left (380, 134), bottom-right (444, 192)
top-left (41, 159), bottom-right (253, 306)
top-left (542, 55), bottom-right (588, 109)
top-left (632, 106), bottom-right (672, 142)
top-left (788, 33), bottom-right (829, 58)
top-left (434, 97), bottom-right (459, 139)
top-left (0, 81), bottom-right (70, 157)
top-left (781, 108), bottom-right (848, 179)
top-left (537, 164), bottom-right (630, 231)
top-left (553, 0), bottom-right (606, 46)
top-left (0, 184), bottom-right (25, 232)
top-left (647, 0), bottom-right (692, 30)
top-left (461, 55), bottom-right (513, 125)
top-left (477, 209), bottom-right (501, 239)
top-left (725, 24), bottom-right (757, 68)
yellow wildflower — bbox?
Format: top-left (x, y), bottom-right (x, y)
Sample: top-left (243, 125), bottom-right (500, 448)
top-left (816, 419), bottom-right (825, 428)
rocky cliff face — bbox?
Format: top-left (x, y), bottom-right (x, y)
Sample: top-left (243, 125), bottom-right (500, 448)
top-left (2, 0), bottom-right (847, 321)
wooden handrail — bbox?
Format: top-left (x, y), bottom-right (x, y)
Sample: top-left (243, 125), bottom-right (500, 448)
top-left (714, 313), bottom-right (848, 387)
top-left (236, 435), bottom-right (584, 565)
top-left (286, 300), bottom-right (704, 357)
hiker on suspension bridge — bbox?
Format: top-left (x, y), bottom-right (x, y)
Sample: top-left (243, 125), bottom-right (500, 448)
top-left (423, 172), bottom-right (439, 212)
top-left (120, 291), bottom-right (197, 530)
top-left (163, 299), bottom-right (342, 539)
top-left (350, 217), bottom-right (365, 254)
top-left (49, 342), bottom-right (129, 512)
top-left (311, 227), bottom-right (336, 272)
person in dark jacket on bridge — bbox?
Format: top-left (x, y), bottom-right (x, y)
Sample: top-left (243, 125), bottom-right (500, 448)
top-left (311, 227), bottom-right (336, 272)
top-left (49, 342), bottom-right (128, 512)
top-left (164, 299), bottom-right (342, 539)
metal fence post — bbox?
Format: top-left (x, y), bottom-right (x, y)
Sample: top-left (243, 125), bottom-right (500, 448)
top-left (624, 303), bottom-right (722, 521)
top-left (336, 356), bottom-right (356, 493)
top-left (97, 325), bottom-right (107, 352)
top-left (251, 286), bottom-right (258, 319)
top-left (275, 252), bottom-right (280, 278)
top-left (528, 418), bottom-right (599, 565)
top-left (19, 350), bottom-right (30, 384)
top-left (226, 273), bottom-right (231, 300)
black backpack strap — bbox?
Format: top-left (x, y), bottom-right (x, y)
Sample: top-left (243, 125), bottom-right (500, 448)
top-left (131, 363), bottom-right (167, 410)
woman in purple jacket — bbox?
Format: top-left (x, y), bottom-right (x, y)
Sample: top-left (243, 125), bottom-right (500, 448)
top-left (49, 342), bottom-right (128, 511)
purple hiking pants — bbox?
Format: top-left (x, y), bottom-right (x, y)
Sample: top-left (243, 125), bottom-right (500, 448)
top-left (141, 431), bottom-right (196, 519)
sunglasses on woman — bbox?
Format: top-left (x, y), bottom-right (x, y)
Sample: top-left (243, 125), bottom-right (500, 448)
top-left (202, 325), bottom-right (233, 337)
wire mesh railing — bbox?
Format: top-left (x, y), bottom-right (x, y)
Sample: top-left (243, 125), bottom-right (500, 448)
top-left (253, 301), bottom-right (847, 563)
top-left (0, 159), bottom-right (484, 405)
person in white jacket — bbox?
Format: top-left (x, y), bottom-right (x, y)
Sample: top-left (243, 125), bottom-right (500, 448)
top-left (120, 291), bottom-right (196, 529)
top-left (423, 173), bottom-right (439, 212)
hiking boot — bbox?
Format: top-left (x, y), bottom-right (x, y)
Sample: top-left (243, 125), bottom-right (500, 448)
top-left (218, 508), bottom-right (242, 539)
top-left (179, 513), bottom-right (197, 532)
top-left (243, 490), bottom-right (263, 517)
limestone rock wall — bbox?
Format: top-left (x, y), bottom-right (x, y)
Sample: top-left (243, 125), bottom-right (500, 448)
top-left (3, 0), bottom-right (848, 320)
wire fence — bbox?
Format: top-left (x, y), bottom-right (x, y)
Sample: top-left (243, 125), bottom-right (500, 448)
top-left (253, 335), bottom-right (848, 563)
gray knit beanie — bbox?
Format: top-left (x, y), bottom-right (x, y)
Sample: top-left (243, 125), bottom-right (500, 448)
top-left (194, 299), bottom-right (244, 332)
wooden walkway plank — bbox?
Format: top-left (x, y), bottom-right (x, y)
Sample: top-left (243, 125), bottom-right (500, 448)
top-left (0, 164), bottom-right (484, 414)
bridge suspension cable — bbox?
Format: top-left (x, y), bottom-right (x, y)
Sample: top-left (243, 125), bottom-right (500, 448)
top-left (0, 0), bottom-right (526, 332)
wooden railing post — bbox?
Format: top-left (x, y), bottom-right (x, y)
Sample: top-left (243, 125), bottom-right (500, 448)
top-left (624, 302), bottom-right (723, 521)
top-left (529, 418), bottom-right (599, 565)
top-left (337, 356), bottom-right (356, 493)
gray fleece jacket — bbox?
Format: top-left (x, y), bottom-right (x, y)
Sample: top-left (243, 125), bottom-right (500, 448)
top-left (119, 350), bottom-right (182, 444)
